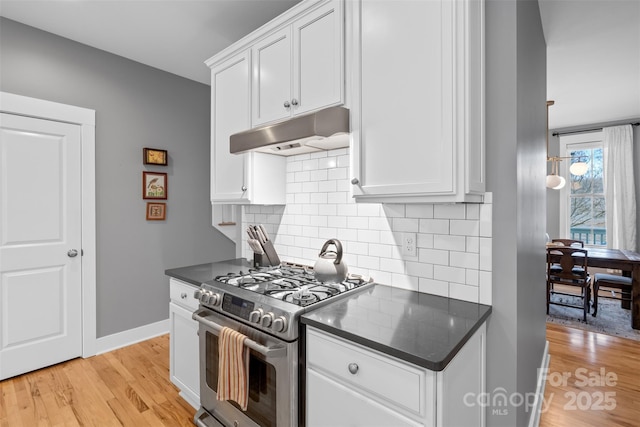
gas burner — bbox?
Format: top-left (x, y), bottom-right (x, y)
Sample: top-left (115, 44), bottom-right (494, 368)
top-left (213, 263), bottom-right (373, 307)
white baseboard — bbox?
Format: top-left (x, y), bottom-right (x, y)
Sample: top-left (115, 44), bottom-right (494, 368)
top-left (528, 340), bottom-right (550, 427)
top-left (94, 319), bottom-right (170, 355)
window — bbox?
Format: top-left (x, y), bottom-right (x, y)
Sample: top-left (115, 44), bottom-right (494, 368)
top-left (559, 132), bottom-right (606, 246)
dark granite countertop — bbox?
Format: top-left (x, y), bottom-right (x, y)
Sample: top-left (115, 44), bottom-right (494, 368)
top-left (165, 258), bottom-right (253, 287)
top-left (301, 284), bottom-right (491, 371)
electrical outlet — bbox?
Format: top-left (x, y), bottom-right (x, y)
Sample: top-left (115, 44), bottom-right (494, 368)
top-left (401, 232), bottom-right (417, 257)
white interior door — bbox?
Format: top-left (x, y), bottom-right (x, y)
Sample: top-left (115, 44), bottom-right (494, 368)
top-left (0, 112), bottom-right (83, 380)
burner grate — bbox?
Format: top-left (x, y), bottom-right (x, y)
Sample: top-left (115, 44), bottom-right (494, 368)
top-left (214, 263), bottom-right (371, 307)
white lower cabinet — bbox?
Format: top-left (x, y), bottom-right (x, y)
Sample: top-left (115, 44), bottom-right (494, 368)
top-left (307, 369), bottom-right (423, 427)
top-left (306, 323), bottom-right (486, 427)
top-left (169, 279), bottom-right (200, 409)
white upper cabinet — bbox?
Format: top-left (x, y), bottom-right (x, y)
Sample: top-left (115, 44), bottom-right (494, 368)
top-left (252, 0), bottom-right (344, 126)
top-left (210, 51), bottom-right (286, 206)
top-left (210, 51), bottom-right (250, 203)
top-left (348, 0), bottom-right (485, 203)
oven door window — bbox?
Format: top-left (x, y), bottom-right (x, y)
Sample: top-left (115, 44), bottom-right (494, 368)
top-left (206, 331), bottom-right (277, 427)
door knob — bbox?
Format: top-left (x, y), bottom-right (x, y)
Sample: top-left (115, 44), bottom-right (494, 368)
top-left (67, 249), bottom-right (78, 258)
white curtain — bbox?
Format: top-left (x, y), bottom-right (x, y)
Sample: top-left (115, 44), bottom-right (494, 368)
top-left (603, 124), bottom-right (636, 250)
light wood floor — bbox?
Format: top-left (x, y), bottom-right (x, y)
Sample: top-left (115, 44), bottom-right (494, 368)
top-left (0, 334), bottom-right (196, 427)
top-left (2, 326), bottom-right (639, 426)
top-left (540, 323), bottom-right (640, 427)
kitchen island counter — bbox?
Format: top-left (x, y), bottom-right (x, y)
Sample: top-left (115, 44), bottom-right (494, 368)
top-left (301, 284), bottom-right (491, 371)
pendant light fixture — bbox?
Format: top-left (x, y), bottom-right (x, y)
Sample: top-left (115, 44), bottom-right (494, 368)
top-left (546, 100), bottom-right (587, 190)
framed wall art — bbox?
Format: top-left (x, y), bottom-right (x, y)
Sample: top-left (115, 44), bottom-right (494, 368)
top-left (143, 171), bottom-right (167, 199)
top-left (143, 148), bottom-right (168, 165)
top-left (146, 202), bottom-right (166, 220)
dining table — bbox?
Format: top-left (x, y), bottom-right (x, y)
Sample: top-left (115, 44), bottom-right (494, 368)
top-left (549, 247), bottom-right (640, 330)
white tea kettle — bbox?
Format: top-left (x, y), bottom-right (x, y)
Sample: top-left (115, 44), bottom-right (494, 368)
top-left (314, 239), bottom-right (348, 283)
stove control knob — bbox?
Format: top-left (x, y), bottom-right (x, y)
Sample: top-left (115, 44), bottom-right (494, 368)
top-left (199, 290), bottom-right (210, 303)
top-left (193, 290), bottom-right (201, 300)
top-left (272, 316), bottom-right (287, 332)
top-left (249, 308), bottom-right (263, 324)
top-left (207, 293), bottom-right (221, 306)
top-left (261, 312), bottom-right (274, 328)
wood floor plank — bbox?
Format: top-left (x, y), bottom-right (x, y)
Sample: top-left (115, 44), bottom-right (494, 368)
top-left (0, 335), bottom-right (194, 427)
top-left (8, 326), bottom-right (635, 427)
top-left (540, 323), bottom-right (640, 427)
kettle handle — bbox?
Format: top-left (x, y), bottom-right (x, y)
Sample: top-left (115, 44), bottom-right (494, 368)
top-left (319, 239), bottom-right (343, 265)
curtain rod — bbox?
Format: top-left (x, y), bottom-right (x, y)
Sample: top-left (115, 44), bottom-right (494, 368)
top-left (552, 122), bottom-right (640, 137)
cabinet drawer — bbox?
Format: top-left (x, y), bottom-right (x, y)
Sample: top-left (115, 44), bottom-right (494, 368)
top-left (170, 278), bottom-right (199, 311)
top-left (307, 327), bottom-right (427, 415)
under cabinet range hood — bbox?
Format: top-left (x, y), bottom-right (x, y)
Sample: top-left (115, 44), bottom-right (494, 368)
top-left (230, 106), bottom-right (350, 156)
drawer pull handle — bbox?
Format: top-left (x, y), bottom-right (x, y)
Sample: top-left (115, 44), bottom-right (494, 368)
top-left (181, 292), bottom-right (188, 299)
top-left (348, 363), bottom-right (359, 375)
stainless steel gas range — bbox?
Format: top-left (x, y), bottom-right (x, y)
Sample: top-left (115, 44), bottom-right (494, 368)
top-left (192, 262), bottom-right (373, 427)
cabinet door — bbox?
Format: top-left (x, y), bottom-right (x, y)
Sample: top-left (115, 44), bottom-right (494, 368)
top-left (252, 27), bottom-right (293, 126)
top-left (211, 51), bottom-right (250, 202)
top-left (350, 0), bottom-right (456, 199)
top-left (169, 302), bottom-right (200, 409)
top-left (307, 369), bottom-right (423, 427)
top-left (293, 0), bottom-right (344, 116)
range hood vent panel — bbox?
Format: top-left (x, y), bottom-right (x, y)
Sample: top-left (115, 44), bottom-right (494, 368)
top-left (230, 106), bottom-right (349, 156)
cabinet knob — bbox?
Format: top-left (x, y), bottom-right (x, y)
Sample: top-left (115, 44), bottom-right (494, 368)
top-left (348, 363), bottom-right (359, 375)
top-left (241, 185), bottom-right (247, 192)
top-left (283, 101), bottom-right (291, 108)
top-left (351, 178), bottom-right (360, 185)
top-left (291, 98), bottom-right (299, 106)
top-left (180, 292), bottom-right (187, 299)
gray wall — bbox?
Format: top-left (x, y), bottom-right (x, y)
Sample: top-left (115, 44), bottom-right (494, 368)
top-left (0, 18), bottom-right (235, 338)
top-left (546, 118), bottom-right (640, 251)
top-left (485, 0), bottom-right (547, 425)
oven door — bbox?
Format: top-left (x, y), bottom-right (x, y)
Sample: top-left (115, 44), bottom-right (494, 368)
top-left (193, 307), bottom-right (297, 427)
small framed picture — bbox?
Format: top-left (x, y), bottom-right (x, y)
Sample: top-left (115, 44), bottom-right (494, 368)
top-left (143, 148), bottom-right (168, 166)
top-left (146, 202), bottom-right (166, 220)
top-left (143, 171), bottom-right (167, 199)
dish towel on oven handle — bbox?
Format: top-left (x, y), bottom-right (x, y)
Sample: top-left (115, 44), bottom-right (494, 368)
top-left (217, 327), bottom-right (250, 411)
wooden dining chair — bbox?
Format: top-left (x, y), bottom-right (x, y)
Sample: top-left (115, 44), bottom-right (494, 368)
top-left (547, 246), bottom-right (591, 322)
top-left (592, 272), bottom-right (632, 316)
top-left (551, 239), bottom-right (584, 247)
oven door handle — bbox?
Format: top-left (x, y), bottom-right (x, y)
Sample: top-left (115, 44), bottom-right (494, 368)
top-left (192, 309), bottom-right (287, 358)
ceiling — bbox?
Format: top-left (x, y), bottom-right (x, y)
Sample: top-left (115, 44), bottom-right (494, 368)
top-left (1, 0), bottom-right (638, 129)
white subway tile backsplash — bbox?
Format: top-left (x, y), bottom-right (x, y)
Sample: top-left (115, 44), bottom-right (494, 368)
top-left (449, 283), bottom-right (479, 302)
top-left (419, 278), bottom-right (449, 296)
top-left (318, 180), bottom-right (337, 192)
top-left (327, 167), bottom-right (347, 180)
top-left (433, 235), bottom-right (466, 251)
top-left (295, 171), bottom-right (310, 182)
top-left (450, 251), bottom-right (479, 269)
top-left (392, 217), bottom-right (420, 233)
top-left (369, 243), bottom-right (393, 258)
top-left (358, 204), bottom-right (381, 217)
top-left (347, 216), bottom-right (369, 230)
top-left (434, 265), bottom-right (466, 284)
top-left (419, 219), bottom-right (450, 235)
top-left (382, 204), bottom-right (405, 218)
top-left (406, 204), bottom-right (435, 219)
top-left (242, 148), bottom-right (492, 305)
top-left (450, 219), bottom-right (480, 236)
top-left (419, 248), bottom-right (449, 266)
top-left (406, 261), bottom-right (434, 278)
top-left (310, 192), bottom-right (328, 204)
top-left (434, 204), bottom-right (466, 219)
top-left (327, 215), bottom-right (347, 228)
